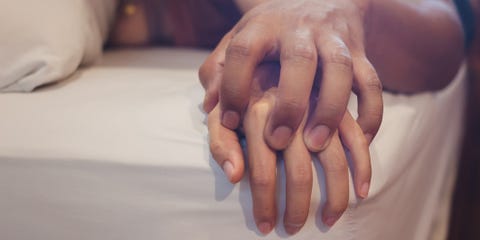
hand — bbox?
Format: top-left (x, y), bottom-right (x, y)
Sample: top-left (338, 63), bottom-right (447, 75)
top-left (207, 63), bottom-right (371, 235)
top-left (200, 0), bottom-right (383, 153)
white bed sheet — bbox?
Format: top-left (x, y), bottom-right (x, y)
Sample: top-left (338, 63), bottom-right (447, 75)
top-left (0, 48), bottom-right (466, 240)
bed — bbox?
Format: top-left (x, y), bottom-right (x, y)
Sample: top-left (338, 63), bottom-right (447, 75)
top-left (0, 48), bottom-right (466, 240)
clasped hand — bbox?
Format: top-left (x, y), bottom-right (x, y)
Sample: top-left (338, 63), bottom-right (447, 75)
top-left (199, 0), bottom-right (383, 235)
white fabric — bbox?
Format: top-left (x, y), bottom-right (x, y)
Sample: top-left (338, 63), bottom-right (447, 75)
top-left (0, 0), bottom-right (117, 92)
top-left (0, 48), bottom-right (466, 240)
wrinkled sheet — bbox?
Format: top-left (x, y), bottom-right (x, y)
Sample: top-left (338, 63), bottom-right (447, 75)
top-left (0, 48), bottom-right (466, 240)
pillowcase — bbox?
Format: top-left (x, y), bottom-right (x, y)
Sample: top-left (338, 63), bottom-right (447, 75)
top-left (0, 0), bottom-right (117, 92)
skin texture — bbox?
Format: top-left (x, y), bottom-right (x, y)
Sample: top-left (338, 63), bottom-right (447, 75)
top-left (199, 1), bottom-right (381, 232)
top-left (107, 0), bottom-right (465, 235)
top-left (200, 0), bottom-right (465, 235)
top-left (201, 0), bottom-right (382, 153)
top-left (365, 0), bottom-right (464, 93)
top-left (207, 63), bottom-right (371, 235)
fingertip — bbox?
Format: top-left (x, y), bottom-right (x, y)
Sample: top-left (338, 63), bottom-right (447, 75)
top-left (222, 161), bottom-right (235, 182)
top-left (304, 125), bottom-right (331, 152)
top-left (229, 161), bottom-right (245, 184)
top-left (221, 110), bottom-right (240, 129)
top-left (359, 182), bottom-right (370, 199)
top-left (257, 221), bottom-right (274, 235)
top-left (321, 204), bottom-right (343, 227)
top-left (222, 147), bottom-right (245, 183)
top-left (322, 214), bottom-right (341, 227)
top-left (321, 195), bottom-right (347, 227)
top-left (229, 174), bottom-right (243, 184)
top-left (265, 125), bottom-right (293, 150)
top-left (355, 165), bottom-right (371, 199)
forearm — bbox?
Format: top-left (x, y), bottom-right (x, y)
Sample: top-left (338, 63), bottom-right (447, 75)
top-left (365, 0), bottom-right (464, 92)
top-left (235, 0), bottom-right (465, 93)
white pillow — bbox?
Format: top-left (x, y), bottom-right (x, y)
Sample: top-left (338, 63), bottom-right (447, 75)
top-left (0, 0), bottom-right (117, 92)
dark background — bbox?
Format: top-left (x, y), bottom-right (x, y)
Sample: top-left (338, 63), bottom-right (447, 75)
top-left (449, 0), bottom-right (480, 239)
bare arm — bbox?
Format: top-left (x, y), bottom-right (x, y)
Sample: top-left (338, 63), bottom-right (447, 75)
top-left (202, 0), bottom-right (466, 234)
top-left (366, 0), bottom-right (464, 93)
top-left (235, 0), bottom-right (465, 93)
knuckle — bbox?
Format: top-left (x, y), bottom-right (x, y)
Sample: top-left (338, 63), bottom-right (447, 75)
top-left (289, 167), bottom-right (312, 189)
top-left (362, 74), bottom-right (383, 93)
top-left (366, 108), bottom-right (383, 122)
top-left (367, 77), bottom-right (383, 93)
top-left (274, 98), bottom-right (307, 127)
top-left (209, 141), bottom-right (227, 164)
top-left (357, 60), bottom-right (383, 93)
top-left (209, 140), bottom-right (223, 157)
top-left (322, 158), bottom-right (348, 174)
top-left (283, 43), bottom-right (316, 63)
top-left (326, 47), bottom-right (353, 69)
top-left (251, 173), bottom-right (274, 190)
top-left (249, 102), bottom-right (270, 120)
top-left (317, 102), bottom-right (346, 125)
top-left (279, 98), bottom-right (307, 115)
top-left (227, 39), bottom-right (255, 60)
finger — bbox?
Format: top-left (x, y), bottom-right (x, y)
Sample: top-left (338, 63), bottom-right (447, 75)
top-left (283, 124), bottom-right (313, 235)
top-left (264, 30), bottom-right (317, 150)
top-left (244, 98), bottom-right (277, 235)
top-left (339, 111), bottom-right (371, 199)
top-left (352, 56), bottom-right (383, 143)
top-left (207, 104), bottom-right (245, 183)
top-left (317, 131), bottom-right (349, 227)
top-left (220, 23), bottom-right (275, 130)
top-left (199, 31), bottom-right (234, 113)
top-left (304, 37), bottom-right (353, 152)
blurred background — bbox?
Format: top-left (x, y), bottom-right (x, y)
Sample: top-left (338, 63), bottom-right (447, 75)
top-left (448, 0), bottom-right (480, 239)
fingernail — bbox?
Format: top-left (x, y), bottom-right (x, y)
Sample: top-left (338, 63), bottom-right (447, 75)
top-left (323, 214), bottom-right (340, 227)
top-left (285, 223), bottom-right (303, 235)
top-left (258, 221), bottom-right (273, 235)
top-left (306, 125), bottom-right (330, 151)
top-left (360, 182), bottom-right (370, 198)
top-left (222, 110), bottom-right (240, 129)
top-left (222, 161), bottom-right (234, 182)
top-left (271, 126), bottom-right (293, 148)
